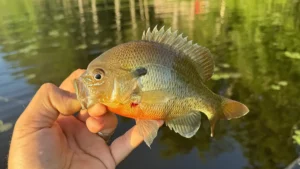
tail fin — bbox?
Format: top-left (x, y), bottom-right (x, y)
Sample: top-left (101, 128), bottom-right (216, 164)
top-left (209, 98), bottom-right (249, 137)
top-left (221, 98), bottom-right (249, 120)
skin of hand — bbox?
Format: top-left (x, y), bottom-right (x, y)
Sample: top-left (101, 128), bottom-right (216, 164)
top-left (8, 69), bottom-right (163, 169)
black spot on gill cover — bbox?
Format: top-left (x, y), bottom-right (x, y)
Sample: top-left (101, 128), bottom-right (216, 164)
top-left (133, 67), bottom-right (147, 77)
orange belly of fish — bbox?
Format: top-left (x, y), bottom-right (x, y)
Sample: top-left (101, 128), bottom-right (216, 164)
top-left (107, 104), bottom-right (164, 120)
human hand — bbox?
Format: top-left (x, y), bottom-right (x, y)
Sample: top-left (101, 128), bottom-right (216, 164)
top-left (8, 69), bottom-right (163, 169)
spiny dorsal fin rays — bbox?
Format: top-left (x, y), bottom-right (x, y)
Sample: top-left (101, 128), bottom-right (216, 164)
top-left (150, 26), bottom-right (158, 41)
top-left (141, 25), bottom-right (214, 82)
top-left (156, 26), bottom-right (165, 42)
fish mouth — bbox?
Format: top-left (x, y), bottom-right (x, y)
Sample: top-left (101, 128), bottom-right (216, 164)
top-left (74, 79), bottom-right (89, 109)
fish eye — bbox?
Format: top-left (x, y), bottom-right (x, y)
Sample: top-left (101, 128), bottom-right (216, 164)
top-left (94, 74), bottom-right (102, 80)
top-left (93, 68), bottom-right (105, 80)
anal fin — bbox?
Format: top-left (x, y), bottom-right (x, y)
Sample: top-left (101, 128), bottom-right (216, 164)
top-left (166, 111), bottom-right (201, 138)
top-left (135, 119), bottom-right (160, 147)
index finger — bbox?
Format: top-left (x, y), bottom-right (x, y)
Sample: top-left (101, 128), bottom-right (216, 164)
top-left (59, 69), bottom-right (86, 92)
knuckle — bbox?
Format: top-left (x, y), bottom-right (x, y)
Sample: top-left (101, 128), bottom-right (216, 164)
top-left (55, 90), bottom-right (74, 114)
top-left (40, 83), bottom-right (56, 93)
top-left (36, 83), bottom-right (78, 115)
top-left (36, 83), bottom-right (58, 112)
top-left (61, 95), bottom-right (73, 112)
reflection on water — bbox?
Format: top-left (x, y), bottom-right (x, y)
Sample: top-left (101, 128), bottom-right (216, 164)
top-left (0, 0), bottom-right (300, 169)
top-left (0, 120), bottom-right (12, 133)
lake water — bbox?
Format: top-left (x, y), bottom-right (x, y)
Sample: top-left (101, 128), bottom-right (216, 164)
top-left (0, 0), bottom-right (300, 169)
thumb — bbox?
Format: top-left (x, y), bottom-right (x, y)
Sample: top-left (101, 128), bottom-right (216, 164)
top-left (16, 83), bottom-right (81, 131)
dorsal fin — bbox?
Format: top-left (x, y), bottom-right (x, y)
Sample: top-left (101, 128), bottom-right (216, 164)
top-left (142, 25), bottom-right (214, 81)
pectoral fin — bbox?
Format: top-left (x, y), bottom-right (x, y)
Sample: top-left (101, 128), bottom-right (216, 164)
top-left (111, 67), bottom-right (147, 103)
top-left (140, 90), bottom-right (175, 104)
top-left (135, 119), bottom-right (160, 147)
top-left (166, 111), bottom-right (201, 138)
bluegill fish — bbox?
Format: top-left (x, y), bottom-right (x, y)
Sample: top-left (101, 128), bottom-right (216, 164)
top-left (74, 26), bottom-right (249, 147)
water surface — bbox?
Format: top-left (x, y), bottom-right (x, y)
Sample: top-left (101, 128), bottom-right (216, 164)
top-left (0, 0), bottom-right (300, 169)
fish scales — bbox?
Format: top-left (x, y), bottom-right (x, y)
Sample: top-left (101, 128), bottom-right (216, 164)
top-left (99, 41), bottom-right (203, 86)
top-left (74, 26), bottom-right (249, 147)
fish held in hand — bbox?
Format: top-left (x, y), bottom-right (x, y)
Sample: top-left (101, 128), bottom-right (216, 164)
top-left (74, 26), bottom-right (249, 147)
